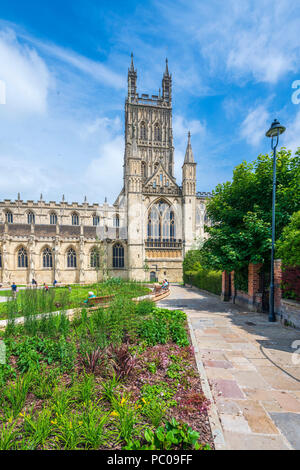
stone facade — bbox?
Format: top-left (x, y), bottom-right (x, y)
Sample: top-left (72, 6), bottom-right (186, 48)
top-left (0, 56), bottom-right (210, 286)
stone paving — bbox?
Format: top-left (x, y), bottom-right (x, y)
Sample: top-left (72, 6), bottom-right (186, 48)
top-left (158, 285), bottom-right (300, 450)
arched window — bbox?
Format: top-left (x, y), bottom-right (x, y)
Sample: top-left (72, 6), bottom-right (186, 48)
top-left (141, 162), bottom-right (146, 178)
top-left (0, 251), bottom-right (2, 268)
top-left (18, 247), bottom-right (28, 268)
top-left (147, 199), bottom-right (176, 243)
top-left (93, 215), bottom-right (100, 226)
top-left (72, 213), bottom-right (79, 226)
top-left (27, 211), bottom-right (35, 224)
top-left (50, 212), bottom-right (57, 225)
top-left (113, 214), bottom-right (120, 228)
top-left (43, 247), bottom-right (53, 268)
top-left (5, 211), bottom-right (13, 224)
top-left (90, 248), bottom-right (100, 268)
top-left (67, 248), bottom-right (77, 268)
top-left (154, 124), bottom-right (161, 141)
top-left (140, 122), bottom-right (147, 140)
top-left (113, 243), bottom-right (124, 268)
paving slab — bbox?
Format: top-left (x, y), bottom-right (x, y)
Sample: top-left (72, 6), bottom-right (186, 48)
top-left (158, 285), bottom-right (300, 450)
top-left (269, 413), bottom-right (300, 450)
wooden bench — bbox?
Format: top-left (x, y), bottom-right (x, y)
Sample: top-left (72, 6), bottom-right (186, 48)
top-left (152, 285), bottom-right (169, 296)
top-left (85, 294), bottom-right (115, 309)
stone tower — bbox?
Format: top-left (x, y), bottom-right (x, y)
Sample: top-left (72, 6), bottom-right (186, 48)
top-left (182, 132), bottom-right (197, 255)
top-left (124, 55), bottom-right (176, 280)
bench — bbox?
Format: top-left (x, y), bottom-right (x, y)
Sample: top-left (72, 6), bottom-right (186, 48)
top-left (152, 285), bottom-right (169, 296)
top-left (85, 294), bottom-right (115, 308)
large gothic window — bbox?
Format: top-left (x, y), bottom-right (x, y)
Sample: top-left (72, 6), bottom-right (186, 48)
top-left (113, 243), bottom-right (124, 268)
top-left (67, 248), bottom-right (77, 268)
top-left (5, 211), bottom-right (13, 224)
top-left (27, 211), bottom-right (35, 224)
top-left (147, 200), bottom-right (176, 244)
top-left (50, 212), bottom-right (57, 225)
top-left (140, 122), bottom-right (147, 140)
top-left (43, 248), bottom-right (53, 268)
top-left (18, 247), bottom-right (28, 268)
top-left (113, 214), bottom-right (120, 228)
top-left (154, 124), bottom-right (161, 141)
top-left (93, 215), bottom-right (100, 226)
top-left (72, 212), bottom-right (79, 226)
top-left (90, 248), bottom-right (100, 268)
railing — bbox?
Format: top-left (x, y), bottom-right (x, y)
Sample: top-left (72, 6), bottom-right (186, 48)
top-left (145, 240), bottom-right (182, 249)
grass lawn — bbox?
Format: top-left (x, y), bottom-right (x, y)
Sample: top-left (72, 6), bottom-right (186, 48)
top-left (0, 293), bottom-right (213, 450)
top-left (0, 279), bottom-right (150, 320)
top-left (0, 291), bottom-right (11, 297)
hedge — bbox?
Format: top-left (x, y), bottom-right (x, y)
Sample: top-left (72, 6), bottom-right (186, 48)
top-left (184, 267), bottom-right (222, 296)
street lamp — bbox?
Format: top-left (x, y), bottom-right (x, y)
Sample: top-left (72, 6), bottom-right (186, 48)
top-left (265, 119), bottom-right (286, 322)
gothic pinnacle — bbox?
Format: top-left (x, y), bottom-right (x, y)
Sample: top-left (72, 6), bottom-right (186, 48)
top-left (164, 58), bottom-right (170, 77)
top-left (130, 52), bottom-right (135, 72)
top-left (184, 131), bottom-right (195, 163)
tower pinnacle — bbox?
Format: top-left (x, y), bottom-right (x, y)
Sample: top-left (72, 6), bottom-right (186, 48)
top-left (128, 53), bottom-right (137, 102)
top-left (184, 132), bottom-right (195, 163)
top-left (130, 52), bottom-right (135, 72)
top-left (164, 58), bottom-right (169, 76)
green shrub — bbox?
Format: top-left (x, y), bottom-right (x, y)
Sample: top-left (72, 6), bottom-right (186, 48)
top-left (184, 264), bottom-right (222, 295)
top-left (139, 308), bottom-right (189, 347)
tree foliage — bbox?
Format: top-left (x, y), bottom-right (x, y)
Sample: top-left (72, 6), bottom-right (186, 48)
top-left (277, 210), bottom-right (300, 267)
top-left (200, 148), bottom-right (300, 272)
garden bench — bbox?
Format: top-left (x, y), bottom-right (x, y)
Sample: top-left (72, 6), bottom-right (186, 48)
top-left (85, 294), bottom-right (115, 309)
top-left (152, 285), bottom-right (170, 297)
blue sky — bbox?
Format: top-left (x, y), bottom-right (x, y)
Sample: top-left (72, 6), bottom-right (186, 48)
top-left (0, 0), bottom-right (300, 204)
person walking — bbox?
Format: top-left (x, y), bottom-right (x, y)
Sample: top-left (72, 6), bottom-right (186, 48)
top-left (11, 282), bottom-right (17, 299)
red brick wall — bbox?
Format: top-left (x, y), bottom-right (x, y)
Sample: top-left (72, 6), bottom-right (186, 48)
top-left (274, 259), bottom-right (282, 312)
top-left (248, 263), bottom-right (262, 297)
top-left (221, 271), bottom-right (230, 300)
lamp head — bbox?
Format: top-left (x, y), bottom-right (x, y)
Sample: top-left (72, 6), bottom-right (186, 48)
top-left (266, 119), bottom-right (286, 138)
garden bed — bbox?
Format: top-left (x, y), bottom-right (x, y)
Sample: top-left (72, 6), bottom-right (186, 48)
top-left (0, 295), bottom-right (213, 451)
top-left (0, 279), bottom-right (150, 320)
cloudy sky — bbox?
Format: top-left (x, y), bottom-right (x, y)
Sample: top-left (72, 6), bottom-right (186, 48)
top-left (0, 0), bottom-right (300, 204)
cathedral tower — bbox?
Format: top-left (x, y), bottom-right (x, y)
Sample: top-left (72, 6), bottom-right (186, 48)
top-left (182, 132), bottom-right (197, 255)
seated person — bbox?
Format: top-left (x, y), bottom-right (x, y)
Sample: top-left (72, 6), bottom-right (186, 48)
top-left (84, 291), bottom-right (96, 304)
top-left (162, 279), bottom-right (169, 289)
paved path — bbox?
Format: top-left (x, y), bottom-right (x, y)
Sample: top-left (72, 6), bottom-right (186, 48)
top-left (158, 285), bottom-right (300, 450)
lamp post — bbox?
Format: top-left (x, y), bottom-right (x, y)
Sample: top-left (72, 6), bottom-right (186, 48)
top-left (265, 119), bottom-right (286, 322)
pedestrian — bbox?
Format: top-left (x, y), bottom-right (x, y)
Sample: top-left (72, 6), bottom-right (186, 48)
top-left (11, 282), bottom-right (17, 299)
top-left (53, 279), bottom-right (58, 288)
top-left (44, 283), bottom-right (49, 293)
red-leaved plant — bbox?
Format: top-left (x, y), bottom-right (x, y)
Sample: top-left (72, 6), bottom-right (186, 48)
top-left (84, 347), bottom-right (106, 373)
top-left (108, 343), bottom-right (137, 380)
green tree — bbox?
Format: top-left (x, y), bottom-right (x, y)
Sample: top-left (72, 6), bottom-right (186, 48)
top-left (277, 210), bottom-right (300, 267)
top-left (200, 148), bottom-right (300, 273)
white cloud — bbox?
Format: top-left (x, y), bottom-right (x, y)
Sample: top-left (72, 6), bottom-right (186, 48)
top-left (84, 135), bottom-right (124, 202)
top-left (159, 0), bottom-right (300, 84)
top-left (240, 105), bottom-right (270, 146)
top-left (282, 109), bottom-right (300, 152)
top-left (0, 29), bottom-right (50, 114)
top-left (173, 115), bottom-right (206, 140)
top-left (80, 116), bottom-right (122, 141)
top-left (23, 34), bottom-right (125, 90)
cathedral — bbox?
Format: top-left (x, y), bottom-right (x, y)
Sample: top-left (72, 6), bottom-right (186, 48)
top-left (0, 55), bottom-right (211, 286)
